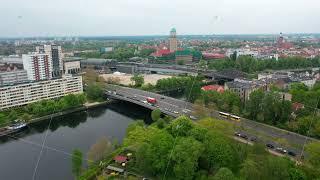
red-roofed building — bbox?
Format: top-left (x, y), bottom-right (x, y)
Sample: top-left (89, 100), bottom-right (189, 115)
top-left (201, 85), bottom-right (224, 93)
top-left (292, 102), bottom-right (304, 111)
top-left (114, 155), bottom-right (128, 163)
top-left (202, 53), bottom-right (226, 60)
top-left (151, 48), bottom-right (172, 57)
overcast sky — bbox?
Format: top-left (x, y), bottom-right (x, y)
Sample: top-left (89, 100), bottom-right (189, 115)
top-left (1, 0), bottom-right (319, 37)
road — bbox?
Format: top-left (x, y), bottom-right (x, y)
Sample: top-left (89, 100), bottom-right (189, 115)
top-left (106, 85), bottom-right (319, 159)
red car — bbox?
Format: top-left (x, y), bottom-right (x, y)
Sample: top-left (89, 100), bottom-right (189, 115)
top-left (147, 97), bottom-right (157, 104)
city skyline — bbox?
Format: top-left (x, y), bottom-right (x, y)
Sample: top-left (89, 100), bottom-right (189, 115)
top-left (1, 0), bottom-right (319, 37)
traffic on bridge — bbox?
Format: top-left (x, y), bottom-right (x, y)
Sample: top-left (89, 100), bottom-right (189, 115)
top-left (105, 85), bottom-right (319, 161)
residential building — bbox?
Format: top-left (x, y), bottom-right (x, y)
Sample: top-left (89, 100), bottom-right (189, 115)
top-left (0, 75), bottom-right (83, 110)
top-left (0, 70), bottom-right (28, 86)
top-left (22, 53), bottom-right (52, 81)
top-left (169, 28), bottom-right (178, 52)
top-left (64, 60), bottom-right (81, 74)
top-left (36, 45), bottom-right (63, 77)
top-left (225, 78), bottom-right (265, 101)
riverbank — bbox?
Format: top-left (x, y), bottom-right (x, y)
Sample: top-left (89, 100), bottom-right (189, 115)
top-left (28, 101), bottom-right (111, 125)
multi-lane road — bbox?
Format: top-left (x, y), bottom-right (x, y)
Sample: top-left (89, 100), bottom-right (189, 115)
top-left (106, 85), bottom-right (319, 159)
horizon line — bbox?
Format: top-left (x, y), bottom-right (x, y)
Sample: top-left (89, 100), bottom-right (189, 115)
top-left (1, 32), bottom-right (320, 39)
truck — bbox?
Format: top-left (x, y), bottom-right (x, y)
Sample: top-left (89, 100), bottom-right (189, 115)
top-left (146, 97), bottom-right (157, 105)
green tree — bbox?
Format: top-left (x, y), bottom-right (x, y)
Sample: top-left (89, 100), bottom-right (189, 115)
top-left (72, 149), bottom-right (83, 177)
top-left (151, 109), bottom-right (161, 122)
top-left (166, 116), bottom-right (194, 137)
top-left (87, 137), bottom-right (113, 163)
top-left (130, 74), bottom-right (144, 87)
top-left (185, 78), bottom-right (201, 103)
top-left (246, 89), bottom-right (264, 120)
top-left (135, 130), bottom-right (174, 175)
top-left (172, 137), bottom-right (204, 180)
top-left (240, 159), bottom-right (260, 180)
top-left (211, 167), bottom-right (235, 180)
top-left (7, 110), bottom-right (18, 122)
top-left (202, 132), bottom-right (235, 171)
top-left (177, 60), bottom-right (185, 65)
top-left (21, 113), bottom-right (32, 122)
top-left (86, 83), bottom-right (104, 101)
top-left (305, 142), bottom-right (320, 168)
top-left (288, 168), bottom-right (307, 180)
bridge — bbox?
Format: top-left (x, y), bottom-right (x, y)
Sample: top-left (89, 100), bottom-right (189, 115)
top-left (105, 85), bottom-right (319, 158)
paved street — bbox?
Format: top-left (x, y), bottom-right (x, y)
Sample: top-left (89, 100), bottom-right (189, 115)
top-left (106, 85), bottom-right (320, 159)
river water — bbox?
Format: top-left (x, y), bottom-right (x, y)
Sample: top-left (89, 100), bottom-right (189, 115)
top-left (0, 102), bottom-right (151, 180)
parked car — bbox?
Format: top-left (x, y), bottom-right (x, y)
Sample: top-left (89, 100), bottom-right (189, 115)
top-left (266, 143), bottom-right (274, 149)
top-left (240, 134), bottom-right (248, 139)
top-left (288, 151), bottom-right (296, 157)
top-left (249, 136), bottom-right (257, 142)
top-left (234, 132), bottom-right (241, 137)
top-left (276, 147), bottom-right (287, 154)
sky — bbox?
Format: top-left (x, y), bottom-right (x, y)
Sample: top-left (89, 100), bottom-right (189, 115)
top-left (0, 0), bottom-right (319, 37)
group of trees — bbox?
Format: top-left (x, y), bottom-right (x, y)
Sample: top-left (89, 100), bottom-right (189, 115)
top-left (290, 82), bottom-right (320, 109)
top-left (26, 94), bottom-right (86, 116)
top-left (123, 116), bottom-right (320, 180)
top-left (200, 90), bottom-right (242, 115)
top-left (0, 94), bottom-right (86, 126)
top-left (284, 82), bottom-right (320, 138)
top-left (208, 56), bottom-right (320, 73)
top-left (80, 47), bottom-right (136, 61)
top-left (130, 74), bottom-right (145, 87)
top-left (245, 90), bottom-right (292, 126)
top-left (86, 83), bottom-right (104, 102)
top-left (154, 76), bottom-right (203, 102)
top-left (195, 86), bottom-right (320, 137)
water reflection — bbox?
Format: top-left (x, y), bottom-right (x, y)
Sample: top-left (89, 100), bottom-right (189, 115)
top-left (0, 101), bottom-right (150, 144)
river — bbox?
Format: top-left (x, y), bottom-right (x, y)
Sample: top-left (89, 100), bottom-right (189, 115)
top-left (0, 101), bottom-right (152, 180)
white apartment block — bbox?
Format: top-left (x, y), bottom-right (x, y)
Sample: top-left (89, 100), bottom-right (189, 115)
top-left (0, 75), bottom-right (83, 110)
top-left (22, 53), bottom-right (52, 81)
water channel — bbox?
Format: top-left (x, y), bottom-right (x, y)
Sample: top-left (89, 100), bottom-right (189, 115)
top-left (0, 101), bottom-right (151, 180)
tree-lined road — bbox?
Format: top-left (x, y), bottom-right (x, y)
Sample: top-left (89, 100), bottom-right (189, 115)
top-left (105, 85), bottom-right (319, 157)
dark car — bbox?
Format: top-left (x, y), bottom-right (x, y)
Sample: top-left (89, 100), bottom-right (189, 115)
top-left (160, 97), bottom-right (165, 99)
top-left (240, 134), bottom-right (248, 139)
top-left (266, 143), bottom-right (274, 149)
top-left (288, 151), bottom-right (296, 157)
top-left (249, 136), bottom-right (257, 142)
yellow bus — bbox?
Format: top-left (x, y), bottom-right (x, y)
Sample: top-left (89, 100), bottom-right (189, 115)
top-left (230, 115), bottom-right (241, 122)
top-left (219, 112), bottom-right (230, 118)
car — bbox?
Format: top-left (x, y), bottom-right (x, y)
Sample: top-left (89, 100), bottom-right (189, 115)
top-left (189, 116), bottom-right (197, 120)
top-left (266, 143), bottom-right (274, 149)
top-left (173, 111), bottom-right (179, 114)
top-left (288, 151), bottom-right (296, 157)
top-left (240, 134), bottom-right (248, 139)
top-left (249, 136), bottom-right (257, 142)
top-left (275, 147), bottom-right (287, 154)
top-left (234, 132), bottom-right (241, 137)
top-left (182, 109), bottom-right (191, 113)
top-left (142, 100), bottom-right (148, 104)
top-left (160, 97), bottom-right (165, 100)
